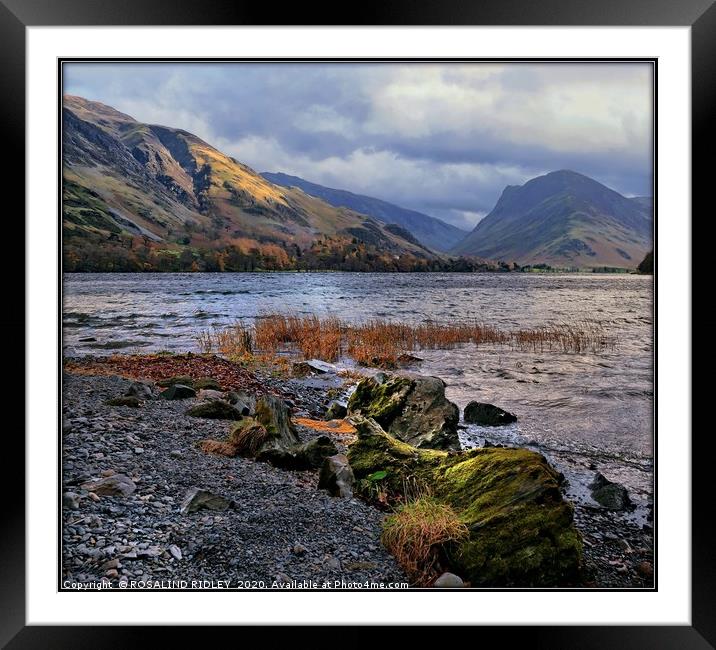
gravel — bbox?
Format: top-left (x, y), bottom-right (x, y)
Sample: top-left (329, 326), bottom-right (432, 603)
top-left (61, 373), bottom-right (406, 589)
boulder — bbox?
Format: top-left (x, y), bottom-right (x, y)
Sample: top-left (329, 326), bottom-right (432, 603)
top-left (292, 359), bottom-right (336, 376)
top-left (81, 474), bottom-right (136, 497)
top-left (463, 402), bottom-right (517, 426)
top-left (186, 399), bottom-right (243, 420)
top-left (347, 373), bottom-right (460, 450)
top-left (347, 416), bottom-right (582, 587)
top-left (179, 487), bottom-right (235, 514)
top-left (157, 375), bottom-right (194, 388)
top-left (225, 390), bottom-right (255, 416)
top-left (106, 396), bottom-right (141, 408)
top-left (254, 394), bottom-right (299, 447)
top-left (590, 472), bottom-right (634, 511)
top-left (229, 395), bottom-right (300, 462)
top-left (159, 384), bottom-right (196, 400)
top-left (261, 435), bottom-right (339, 470)
top-left (124, 381), bottom-right (154, 400)
top-left (193, 377), bottom-right (222, 390)
top-left (318, 454), bottom-right (355, 497)
top-left (324, 401), bottom-right (348, 420)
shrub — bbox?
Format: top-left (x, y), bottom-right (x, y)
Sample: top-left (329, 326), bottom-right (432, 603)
top-left (381, 497), bottom-right (468, 586)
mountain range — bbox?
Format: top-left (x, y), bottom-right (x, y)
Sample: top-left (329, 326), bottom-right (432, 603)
top-left (62, 95), bottom-right (652, 271)
top-left (451, 170), bottom-right (652, 267)
top-left (261, 172), bottom-right (466, 252)
top-left (62, 95), bottom-right (437, 272)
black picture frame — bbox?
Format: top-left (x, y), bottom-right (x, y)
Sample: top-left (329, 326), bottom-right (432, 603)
top-left (5, 0), bottom-right (707, 643)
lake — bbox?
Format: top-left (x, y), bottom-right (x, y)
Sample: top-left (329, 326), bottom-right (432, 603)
top-left (63, 272), bottom-right (654, 520)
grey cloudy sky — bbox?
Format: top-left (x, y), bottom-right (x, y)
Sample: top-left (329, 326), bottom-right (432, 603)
top-left (64, 62), bottom-right (653, 230)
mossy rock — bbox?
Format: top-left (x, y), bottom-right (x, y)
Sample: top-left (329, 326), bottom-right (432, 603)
top-left (193, 377), bottom-right (222, 390)
top-left (159, 384), bottom-right (196, 400)
top-left (348, 375), bottom-right (413, 426)
top-left (106, 396), bottom-right (141, 407)
top-left (186, 400), bottom-right (242, 420)
top-left (227, 396), bottom-right (300, 462)
top-left (348, 374), bottom-right (459, 450)
top-left (348, 416), bottom-right (582, 587)
top-left (157, 375), bottom-right (195, 388)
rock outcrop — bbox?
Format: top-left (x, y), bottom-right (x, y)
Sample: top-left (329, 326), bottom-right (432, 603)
top-left (347, 416), bottom-right (582, 587)
top-left (347, 373), bottom-right (459, 450)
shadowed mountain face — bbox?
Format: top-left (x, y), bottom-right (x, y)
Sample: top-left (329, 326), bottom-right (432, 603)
top-left (261, 172), bottom-right (467, 252)
top-left (62, 95), bottom-right (434, 271)
top-left (451, 170), bottom-right (653, 268)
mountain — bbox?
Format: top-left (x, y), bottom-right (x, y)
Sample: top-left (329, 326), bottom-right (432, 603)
top-left (62, 95), bottom-right (435, 272)
top-left (630, 196), bottom-right (653, 212)
top-left (451, 170), bottom-right (653, 268)
top-left (261, 172), bottom-right (467, 252)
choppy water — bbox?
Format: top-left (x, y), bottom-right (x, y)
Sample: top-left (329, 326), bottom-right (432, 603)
top-left (63, 272), bottom-right (654, 519)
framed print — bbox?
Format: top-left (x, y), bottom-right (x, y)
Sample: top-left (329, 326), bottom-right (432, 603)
top-left (6, 0), bottom-right (710, 642)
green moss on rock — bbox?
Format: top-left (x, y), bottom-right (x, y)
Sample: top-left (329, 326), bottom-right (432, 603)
top-left (348, 375), bottom-right (414, 426)
top-left (348, 416), bottom-right (582, 587)
top-left (193, 377), bottom-right (222, 390)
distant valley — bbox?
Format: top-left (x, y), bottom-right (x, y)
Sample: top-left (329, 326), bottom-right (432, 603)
top-left (261, 172), bottom-right (467, 252)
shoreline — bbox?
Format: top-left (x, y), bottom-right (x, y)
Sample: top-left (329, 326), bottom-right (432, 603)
top-left (61, 353), bottom-right (653, 589)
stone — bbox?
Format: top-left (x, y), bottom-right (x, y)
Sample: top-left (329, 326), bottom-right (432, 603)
top-left (192, 377), bottom-right (222, 390)
top-left (63, 492), bottom-right (80, 509)
top-left (81, 474), bottom-right (137, 497)
top-left (324, 401), bottom-right (348, 420)
top-left (168, 544), bottom-right (182, 561)
top-left (170, 450), bottom-right (183, 458)
top-left (179, 487), bottom-right (235, 514)
top-left (230, 395), bottom-right (300, 462)
top-left (159, 384), bottom-right (196, 400)
top-left (292, 359), bottom-right (336, 376)
top-left (186, 399), bottom-right (243, 420)
top-left (124, 381), bottom-right (154, 400)
top-left (251, 434), bottom-right (338, 471)
top-left (348, 416), bottom-right (582, 587)
top-left (636, 561), bottom-right (653, 579)
top-left (590, 473), bottom-right (634, 511)
top-left (347, 373), bottom-right (460, 450)
top-left (197, 389), bottom-right (225, 401)
top-left (225, 391), bottom-right (256, 416)
top-left (463, 402), bottom-right (517, 426)
top-left (396, 353), bottom-right (423, 366)
top-left (106, 396), bottom-right (141, 408)
top-left (157, 375), bottom-right (194, 388)
top-left (433, 572), bottom-right (465, 588)
top-left (318, 454), bottom-right (355, 498)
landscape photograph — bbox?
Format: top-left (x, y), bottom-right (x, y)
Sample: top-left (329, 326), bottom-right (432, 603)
top-left (60, 60), bottom-right (654, 591)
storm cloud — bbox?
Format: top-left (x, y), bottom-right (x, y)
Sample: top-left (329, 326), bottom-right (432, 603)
top-left (63, 62), bottom-right (653, 230)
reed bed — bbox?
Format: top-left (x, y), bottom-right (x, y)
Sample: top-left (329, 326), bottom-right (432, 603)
top-left (197, 313), bottom-right (616, 367)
